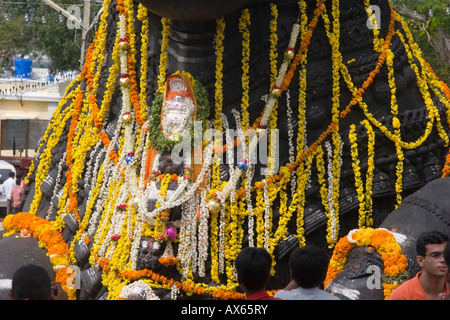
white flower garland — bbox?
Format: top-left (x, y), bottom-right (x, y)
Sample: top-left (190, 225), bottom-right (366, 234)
top-left (214, 20), bottom-right (301, 204)
top-left (218, 203), bottom-right (226, 275)
top-left (245, 164), bottom-right (255, 247)
top-left (325, 139), bottom-right (342, 244)
top-left (87, 160), bottom-right (115, 237)
top-left (285, 90), bottom-right (298, 199)
top-left (347, 228), bottom-right (394, 244)
top-left (170, 282), bottom-right (180, 300)
top-left (84, 140), bottom-right (103, 190)
top-left (177, 198), bottom-right (196, 279)
top-left (197, 189), bottom-right (209, 277)
top-left (90, 162), bottom-right (121, 255)
top-left (260, 22), bottom-right (300, 126)
top-left (221, 113), bottom-right (235, 184)
top-left (101, 185), bottom-right (128, 259)
top-left (190, 198), bottom-right (198, 275)
top-left (325, 141), bottom-right (337, 242)
top-left (119, 280), bottom-right (160, 300)
top-left (144, 140), bottom-right (215, 221)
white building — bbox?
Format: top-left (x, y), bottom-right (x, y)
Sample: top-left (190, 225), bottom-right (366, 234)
top-left (0, 77), bottom-right (72, 157)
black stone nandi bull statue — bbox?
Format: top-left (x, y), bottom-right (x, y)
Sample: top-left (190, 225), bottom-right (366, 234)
top-left (1, 0), bottom-right (450, 300)
top-left (325, 177), bottom-right (450, 300)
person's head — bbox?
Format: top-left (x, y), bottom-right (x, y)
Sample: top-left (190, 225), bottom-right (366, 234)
top-left (445, 242), bottom-right (450, 268)
top-left (416, 231), bottom-right (448, 278)
top-left (9, 171), bottom-right (15, 178)
top-left (10, 264), bottom-right (52, 300)
top-left (15, 179), bottom-right (21, 186)
top-left (234, 247), bottom-right (272, 292)
top-left (289, 245), bottom-right (330, 289)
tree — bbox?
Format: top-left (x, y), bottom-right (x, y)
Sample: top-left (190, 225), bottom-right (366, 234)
top-left (0, 0), bottom-right (101, 75)
top-left (33, 5), bottom-right (84, 73)
top-left (0, 2), bottom-right (37, 75)
top-left (394, 0), bottom-right (450, 84)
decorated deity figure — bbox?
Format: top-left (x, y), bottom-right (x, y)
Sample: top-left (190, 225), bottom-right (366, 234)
top-left (145, 72), bottom-right (209, 180)
top-left (140, 72), bottom-right (210, 274)
top-left (3, 0), bottom-right (450, 301)
top-left (161, 75), bottom-right (196, 141)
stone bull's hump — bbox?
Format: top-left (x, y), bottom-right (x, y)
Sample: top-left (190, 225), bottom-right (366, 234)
top-left (13, 0), bottom-right (450, 300)
top-left (380, 177), bottom-right (450, 274)
top-left (381, 177), bottom-right (450, 237)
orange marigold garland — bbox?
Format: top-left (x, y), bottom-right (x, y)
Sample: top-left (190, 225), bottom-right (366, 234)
top-left (65, 89), bottom-right (85, 217)
top-left (214, 1), bottom-right (396, 184)
top-left (15, 0), bottom-right (447, 301)
top-left (325, 228), bottom-right (409, 299)
top-left (116, 267), bottom-right (247, 299)
top-left (2, 212), bottom-right (76, 300)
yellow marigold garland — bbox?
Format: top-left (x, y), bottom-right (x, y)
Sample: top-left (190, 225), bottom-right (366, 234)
top-left (137, 4), bottom-right (149, 119)
top-left (211, 17), bottom-right (226, 191)
top-left (29, 87), bottom-right (80, 215)
top-left (328, 0), bottom-right (342, 246)
top-left (238, 8), bottom-right (251, 133)
top-left (316, 145), bottom-right (333, 246)
top-left (24, 78), bottom-right (79, 185)
top-left (293, 0), bottom-right (309, 246)
top-left (349, 120), bottom-right (375, 228)
top-left (18, 0), bottom-right (450, 301)
top-left (157, 17), bottom-right (171, 93)
top-left (209, 60), bottom-right (224, 282)
top-left (364, 0), bottom-right (382, 52)
top-left (267, 4), bottom-right (279, 175)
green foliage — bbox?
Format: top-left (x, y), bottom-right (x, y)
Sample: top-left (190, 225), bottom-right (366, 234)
top-left (396, 0), bottom-right (450, 84)
top-left (149, 80), bottom-right (211, 152)
top-left (0, 14), bottom-right (35, 73)
top-left (0, 0), bottom-right (101, 75)
top-left (33, 5), bottom-right (83, 73)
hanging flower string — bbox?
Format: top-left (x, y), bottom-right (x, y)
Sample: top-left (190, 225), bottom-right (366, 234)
top-left (349, 120), bottom-right (375, 229)
top-left (16, 0), bottom-right (450, 301)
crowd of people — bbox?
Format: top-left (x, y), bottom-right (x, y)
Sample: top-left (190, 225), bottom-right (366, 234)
top-left (4, 229), bottom-right (450, 300)
top-left (235, 231), bottom-right (450, 301)
top-left (1, 171), bottom-right (24, 216)
top-left (2, 182), bottom-right (450, 301)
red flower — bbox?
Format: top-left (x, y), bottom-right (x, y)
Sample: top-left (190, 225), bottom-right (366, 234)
top-left (116, 204), bottom-right (128, 211)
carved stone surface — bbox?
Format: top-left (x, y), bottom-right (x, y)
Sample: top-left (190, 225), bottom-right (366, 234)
top-left (2, 0), bottom-right (449, 300)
